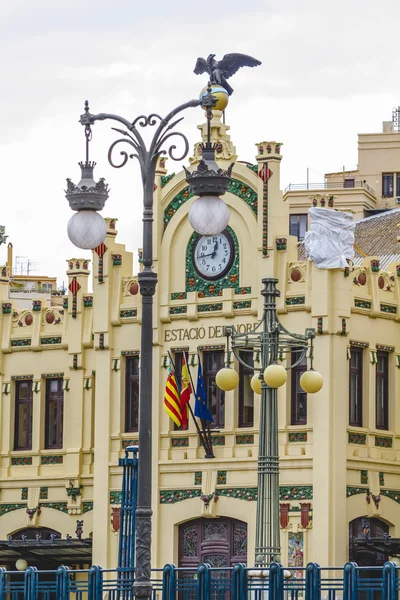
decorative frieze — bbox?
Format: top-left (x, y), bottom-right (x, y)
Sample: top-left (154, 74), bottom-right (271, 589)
top-left (379, 472), bottom-right (385, 487)
top-left (197, 303), bottom-right (223, 313)
top-left (39, 502), bottom-right (68, 513)
top-left (288, 432), bottom-right (308, 443)
top-left (380, 304), bottom-right (397, 315)
top-left (41, 372), bottom-right (64, 379)
top-left (350, 340), bottom-right (369, 348)
top-left (11, 457), bottom-right (32, 466)
top-left (317, 317), bottom-right (323, 334)
top-left (21, 488), bottom-right (28, 500)
top-left (63, 298), bottom-right (68, 309)
top-left (0, 504), bottom-right (27, 515)
top-left (380, 489), bottom-right (400, 504)
top-left (375, 436), bottom-right (393, 448)
top-left (348, 432), bottom-right (367, 444)
top-left (161, 173), bottom-right (175, 187)
top-left (347, 486), bottom-right (368, 497)
top-left (217, 471), bottom-right (227, 485)
top-left (376, 344), bottom-right (395, 353)
top-left (194, 472), bottom-right (202, 485)
top-left (169, 306), bottom-right (187, 315)
top-left (171, 292), bottom-right (187, 301)
top-left (285, 297), bottom-right (305, 306)
top-left (235, 434), bottom-right (254, 445)
top-left (41, 455), bottom-right (63, 465)
top-left (217, 488), bottom-right (258, 501)
top-left (360, 470), bottom-right (368, 485)
top-left (120, 309), bottom-right (137, 318)
top-left (10, 339), bottom-right (31, 347)
top-left (171, 437), bottom-right (189, 448)
top-left (279, 486), bottom-right (313, 500)
top-left (233, 301), bottom-right (251, 310)
top-left (211, 436), bottom-right (225, 446)
top-left (11, 374), bottom-right (33, 381)
top-left (66, 484), bottom-right (83, 502)
top-left (83, 501), bottom-right (93, 513)
top-left (160, 489), bottom-right (202, 504)
top-left (110, 491), bottom-right (122, 505)
top-left (198, 345), bottom-right (225, 351)
top-left (40, 337), bottom-right (62, 345)
top-left (121, 350), bottom-right (140, 357)
top-left (121, 439), bottom-right (138, 449)
top-left (39, 487), bottom-right (48, 500)
top-left (354, 299), bottom-right (371, 310)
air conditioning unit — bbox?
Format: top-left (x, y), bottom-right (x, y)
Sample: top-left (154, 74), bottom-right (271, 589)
top-left (396, 197), bottom-right (400, 204)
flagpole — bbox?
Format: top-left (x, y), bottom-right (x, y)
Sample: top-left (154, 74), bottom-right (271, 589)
top-left (167, 351), bottom-right (212, 458)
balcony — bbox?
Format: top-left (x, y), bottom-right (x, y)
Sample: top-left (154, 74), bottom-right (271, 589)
top-left (285, 180), bottom-right (375, 195)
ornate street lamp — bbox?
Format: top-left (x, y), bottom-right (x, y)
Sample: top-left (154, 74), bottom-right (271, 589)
top-left (216, 278), bottom-right (323, 566)
top-left (65, 88), bottom-right (234, 600)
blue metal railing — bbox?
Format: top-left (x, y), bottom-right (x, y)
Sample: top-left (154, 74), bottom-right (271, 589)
top-left (1, 561), bottom-right (400, 598)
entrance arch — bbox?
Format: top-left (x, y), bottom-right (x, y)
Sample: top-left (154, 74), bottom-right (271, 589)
top-left (178, 517), bottom-right (247, 568)
top-left (349, 517), bottom-right (389, 565)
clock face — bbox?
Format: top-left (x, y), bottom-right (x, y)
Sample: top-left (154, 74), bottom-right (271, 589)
top-left (193, 231), bottom-right (234, 280)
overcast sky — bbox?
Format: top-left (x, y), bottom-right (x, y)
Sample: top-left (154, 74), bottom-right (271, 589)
top-left (0, 0), bottom-right (398, 286)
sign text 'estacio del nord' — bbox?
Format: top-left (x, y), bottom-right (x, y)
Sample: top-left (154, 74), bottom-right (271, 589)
top-left (164, 322), bottom-right (257, 342)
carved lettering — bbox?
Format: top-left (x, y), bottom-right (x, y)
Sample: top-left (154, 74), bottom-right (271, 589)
top-left (164, 323), bottom-right (254, 342)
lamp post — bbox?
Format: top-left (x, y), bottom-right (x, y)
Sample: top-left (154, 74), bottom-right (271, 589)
top-left (65, 88), bottom-right (233, 599)
top-left (217, 278), bottom-right (323, 566)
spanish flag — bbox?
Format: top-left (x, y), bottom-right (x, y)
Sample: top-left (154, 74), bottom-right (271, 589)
top-left (163, 365), bottom-right (182, 427)
top-left (180, 353), bottom-right (192, 429)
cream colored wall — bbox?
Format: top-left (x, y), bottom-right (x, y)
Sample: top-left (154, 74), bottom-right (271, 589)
top-left (1, 116), bottom-right (400, 573)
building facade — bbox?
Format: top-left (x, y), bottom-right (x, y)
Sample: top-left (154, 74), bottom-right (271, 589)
top-left (0, 110), bottom-right (400, 571)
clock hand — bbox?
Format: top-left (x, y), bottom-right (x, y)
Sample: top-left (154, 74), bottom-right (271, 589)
top-left (197, 251), bottom-right (215, 259)
top-left (211, 241), bottom-right (218, 259)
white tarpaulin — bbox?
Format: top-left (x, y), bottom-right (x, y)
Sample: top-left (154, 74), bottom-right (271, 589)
top-left (304, 207), bottom-right (355, 269)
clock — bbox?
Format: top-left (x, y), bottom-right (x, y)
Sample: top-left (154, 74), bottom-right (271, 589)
top-left (193, 230), bottom-right (234, 280)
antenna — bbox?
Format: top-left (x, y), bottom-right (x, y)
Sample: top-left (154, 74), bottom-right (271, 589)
top-left (15, 256), bottom-right (39, 276)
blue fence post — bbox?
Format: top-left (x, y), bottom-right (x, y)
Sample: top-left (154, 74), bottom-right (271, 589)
top-left (0, 567), bottom-right (6, 600)
top-left (269, 562), bottom-right (284, 600)
top-left (24, 566), bottom-right (38, 600)
top-left (197, 563), bottom-right (210, 600)
top-left (382, 561), bottom-right (397, 600)
top-left (343, 562), bottom-right (357, 600)
top-left (161, 564), bottom-right (175, 600)
top-left (118, 445), bottom-right (139, 572)
top-left (56, 565), bottom-right (69, 600)
top-left (305, 562), bottom-right (320, 600)
top-left (232, 563), bottom-right (245, 600)
top-left (88, 565), bottom-right (102, 600)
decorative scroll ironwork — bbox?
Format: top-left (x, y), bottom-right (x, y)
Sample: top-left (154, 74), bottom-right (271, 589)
top-left (182, 524), bottom-right (198, 558)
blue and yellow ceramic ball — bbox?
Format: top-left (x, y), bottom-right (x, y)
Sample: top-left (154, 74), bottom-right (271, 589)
top-left (199, 84), bottom-right (229, 111)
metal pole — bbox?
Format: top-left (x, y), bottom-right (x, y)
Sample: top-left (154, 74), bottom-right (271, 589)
top-left (255, 278), bottom-right (281, 566)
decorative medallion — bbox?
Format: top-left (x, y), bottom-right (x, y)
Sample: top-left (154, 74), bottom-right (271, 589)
top-left (120, 309), bottom-right (137, 319)
top-left (217, 471), bottom-right (227, 485)
top-left (45, 312), bottom-right (55, 324)
top-left (41, 455), bottom-right (63, 465)
top-left (375, 436), bottom-right (393, 448)
top-left (286, 297), bottom-right (305, 306)
top-left (288, 432), bottom-right (307, 443)
top-left (171, 437), bottom-right (189, 447)
top-left (235, 434), bottom-right (254, 445)
top-left (24, 314), bottom-right (33, 326)
top-left (348, 432), bottom-right (367, 444)
top-left (11, 457), bottom-right (32, 466)
top-left (2, 303), bottom-right (12, 314)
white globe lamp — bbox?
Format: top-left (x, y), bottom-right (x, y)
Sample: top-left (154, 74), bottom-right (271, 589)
top-left (15, 559), bottom-right (28, 571)
top-left (300, 369), bottom-right (323, 394)
top-left (215, 367), bottom-right (239, 391)
top-left (263, 363), bottom-right (287, 388)
top-left (67, 210), bottom-right (107, 250)
top-left (188, 196), bottom-right (230, 236)
top-left (250, 373), bottom-right (262, 395)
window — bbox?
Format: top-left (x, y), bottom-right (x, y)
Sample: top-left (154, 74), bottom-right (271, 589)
top-left (291, 350), bottom-right (307, 425)
top-left (125, 357), bottom-right (139, 432)
top-left (376, 351), bottom-right (388, 430)
top-left (289, 215), bottom-right (307, 241)
top-left (396, 174), bottom-right (400, 197)
top-left (203, 351), bottom-right (225, 428)
top-left (174, 351), bottom-right (189, 431)
top-left (238, 350), bottom-right (254, 427)
top-left (344, 178), bottom-right (355, 188)
top-left (14, 380), bottom-right (33, 450)
top-left (349, 348), bottom-right (363, 427)
top-left (45, 379), bottom-right (64, 449)
top-left (382, 173), bottom-right (394, 197)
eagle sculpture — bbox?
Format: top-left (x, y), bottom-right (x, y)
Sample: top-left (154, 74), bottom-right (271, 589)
top-left (194, 53), bottom-right (261, 95)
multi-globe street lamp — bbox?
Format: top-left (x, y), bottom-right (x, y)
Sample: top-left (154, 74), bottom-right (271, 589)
top-left (216, 279), bottom-right (323, 566)
top-left (65, 86), bottom-right (232, 599)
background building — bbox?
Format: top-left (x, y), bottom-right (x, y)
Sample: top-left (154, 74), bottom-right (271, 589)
top-left (0, 110), bottom-right (399, 572)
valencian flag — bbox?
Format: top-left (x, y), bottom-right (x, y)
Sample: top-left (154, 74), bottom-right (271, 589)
top-left (194, 354), bottom-right (214, 422)
top-left (180, 353), bottom-right (192, 429)
top-left (163, 363), bottom-right (182, 427)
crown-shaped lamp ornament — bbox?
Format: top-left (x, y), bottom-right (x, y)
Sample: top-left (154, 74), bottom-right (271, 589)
top-left (65, 101), bottom-right (109, 250)
top-left (184, 84), bottom-right (234, 236)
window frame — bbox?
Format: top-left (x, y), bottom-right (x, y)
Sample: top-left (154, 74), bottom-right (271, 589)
top-left (203, 350), bottom-right (225, 428)
top-left (14, 380), bottom-right (33, 451)
top-left (238, 350), bottom-right (254, 428)
top-left (344, 178), bottom-right (355, 188)
top-left (290, 350), bottom-right (307, 425)
top-left (349, 348), bottom-right (363, 427)
top-left (289, 214), bottom-right (308, 241)
top-left (125, 356), bottom-right (140, 433)
top-left (376, 351), bottom-right (389, 430)
top-left (44, 378), bottom-right (64, 450)
top-left (382, 173), bottom-right (394, 198)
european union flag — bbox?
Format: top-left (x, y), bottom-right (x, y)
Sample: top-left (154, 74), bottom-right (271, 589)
top-left (194, 354), bottom-right (214, 422)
